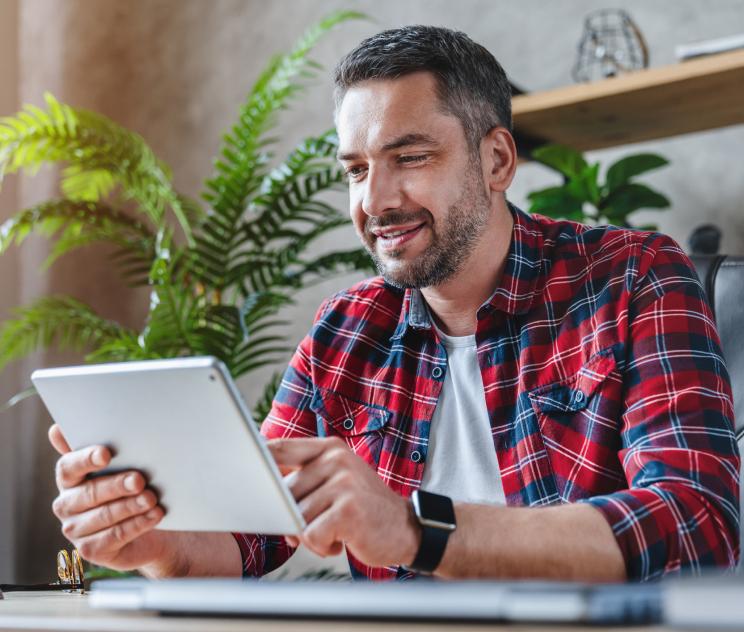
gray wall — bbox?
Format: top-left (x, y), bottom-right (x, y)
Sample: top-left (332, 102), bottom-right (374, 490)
top-left (1, 0), bottom-right (743, 580)
top-left (0, 0), bottom-right (19, 584)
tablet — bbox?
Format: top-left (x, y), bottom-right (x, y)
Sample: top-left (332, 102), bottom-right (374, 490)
top-left (31, 356), bottom-right (306, 534)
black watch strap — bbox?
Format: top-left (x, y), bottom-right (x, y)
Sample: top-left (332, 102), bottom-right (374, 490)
top-left (407, 490), bottom-right (456, 574)
top-left (409, 521), bottom-right (451, 574)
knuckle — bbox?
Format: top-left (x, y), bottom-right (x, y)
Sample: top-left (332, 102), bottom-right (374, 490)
top-left (55, 459), bottom-right (69, 486)
top-left (61, 520), bottom-right (76, 539)
top-left (77, 540), bottom-right (95, 561)
top-left (85, 482), bottom-right (100, 508)
top-left (51, 496), bottom-right (66, 519)
top-left (110, 522), bottom-right (127, 545)
top-left (327, 437), bottom-right (345, 450)
top-left (99, 502), bottom-right (115, 527)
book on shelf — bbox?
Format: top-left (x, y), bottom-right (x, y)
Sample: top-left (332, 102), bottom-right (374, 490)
top-left (676, 33), bottom-right (744, 60)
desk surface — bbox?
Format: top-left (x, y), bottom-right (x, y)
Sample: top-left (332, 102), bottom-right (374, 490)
top-left (0, 591), bottom-right (668, 632)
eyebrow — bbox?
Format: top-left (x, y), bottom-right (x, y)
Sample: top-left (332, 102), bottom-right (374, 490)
top-left (336, 133), bottom-right (440, 162)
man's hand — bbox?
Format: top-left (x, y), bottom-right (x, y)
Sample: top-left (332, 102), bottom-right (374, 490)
top-left (49, 424), bottom-right (183, 575)
top-left (269, 437), bottom-right (421, 568)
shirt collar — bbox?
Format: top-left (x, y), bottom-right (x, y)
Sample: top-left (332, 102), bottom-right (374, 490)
top-left (390, 204), bottom-right (545, 341)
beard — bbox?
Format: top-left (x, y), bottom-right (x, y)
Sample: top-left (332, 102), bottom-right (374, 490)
top-left (362, 167), bottom-right (491, 289)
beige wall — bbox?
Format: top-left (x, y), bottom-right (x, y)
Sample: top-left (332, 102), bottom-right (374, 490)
top-left (2, 0), bottom-right (743, 580)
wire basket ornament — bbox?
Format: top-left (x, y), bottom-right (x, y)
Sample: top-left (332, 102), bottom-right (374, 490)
top-left (573, 9), bottom-right (649, 83)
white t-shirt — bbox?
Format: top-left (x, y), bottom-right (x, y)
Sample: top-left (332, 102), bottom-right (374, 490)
top-left (420, 325), bottom-right (506, 505)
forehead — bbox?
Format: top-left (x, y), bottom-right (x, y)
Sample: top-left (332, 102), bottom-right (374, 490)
top-left (335, 72), bottom-right (463, 154)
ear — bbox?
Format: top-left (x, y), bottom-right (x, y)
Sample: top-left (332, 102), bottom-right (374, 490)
top-left (480, 127), bottom-right (517, 194)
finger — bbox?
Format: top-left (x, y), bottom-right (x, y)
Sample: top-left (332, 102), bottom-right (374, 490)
top-left (268, 437), bottom-right (347, 469)
top-left (62, 490), bottom-right (158, 540)
top-left (297, 476), bottom-right (337, 526)
top-left (55, 445), bottom-right (112, 491)
top-left (285, 451), bottom-right (339, 502)
top-left (48, 424), bottom-right (71, 455)
top-left (284, 535), bottom-right (300, 548)
top-left (301, 506), bottom-right (344, 558)
top-left (54, 471), bottom-right (146, 517)
top-left (76, 506), bottom-right (164, 564)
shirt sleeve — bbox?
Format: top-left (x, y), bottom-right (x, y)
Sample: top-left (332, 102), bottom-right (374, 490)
top-left (231, 299), bottom-right (330, 577)
top-left (585, 233), bottom-right (741, 581)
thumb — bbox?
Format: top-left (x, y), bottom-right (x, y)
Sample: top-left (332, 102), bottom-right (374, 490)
top-left (48, 424), bottom-right (71, 455)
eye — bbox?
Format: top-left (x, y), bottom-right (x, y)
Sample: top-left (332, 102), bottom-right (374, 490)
top-left (343, 165), bottom-right (367, 181)
top-left (398, 154), bottom-right (429, 165)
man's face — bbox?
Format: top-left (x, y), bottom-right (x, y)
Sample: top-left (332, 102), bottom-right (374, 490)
top-left (336, 72), bottom-right (491, 289)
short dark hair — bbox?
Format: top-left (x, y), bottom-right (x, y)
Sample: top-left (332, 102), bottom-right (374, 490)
top-left (333, 25), bottom-right (512, 151)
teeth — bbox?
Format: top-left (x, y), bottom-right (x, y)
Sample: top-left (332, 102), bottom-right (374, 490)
top-left (380, 227), bottom-right (415, 238)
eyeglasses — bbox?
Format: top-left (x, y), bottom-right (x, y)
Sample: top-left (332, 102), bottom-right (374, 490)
top-left (0, 549), bottom-right (85, 597)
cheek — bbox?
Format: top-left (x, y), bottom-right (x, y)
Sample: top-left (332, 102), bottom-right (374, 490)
top-left (348, 189), bottom-right (367, 232)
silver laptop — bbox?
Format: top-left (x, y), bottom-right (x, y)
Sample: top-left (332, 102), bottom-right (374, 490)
top-left (90, 578), bottom-right (663, 624)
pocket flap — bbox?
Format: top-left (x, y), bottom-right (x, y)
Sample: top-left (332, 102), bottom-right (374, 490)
top-left (310, 388), bottom-right (390, 436)
top-left (529, 347), bottom-right (618, 414)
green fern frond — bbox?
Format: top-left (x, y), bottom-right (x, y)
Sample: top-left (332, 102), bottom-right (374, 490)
top-left (244, 131), bottom-right (345, 247)
top-left (85, 333), bottom-right (151, 363)
top-left (139, 248), bottom-right (201, 356)
top-left (228, 216), bottom-right (350, 294)
top-left (0, 386), bottom-right (38, 413)
top-left (0, 93), bottom-right (193, 244)
top-left (200, 11), bottom-right (361, 250)
top-left (0, 199), bottom-right (155, 267)
top-left (252, 370), bottom-right (284, 424)
top-left (190, 305), bottom-right (244, 363)
top-left (292, 248), bottom-right (375, 286)
top-left (61, 165), bottom-right (116, 202)
top-left (0, 296), bottom-right (134, 371)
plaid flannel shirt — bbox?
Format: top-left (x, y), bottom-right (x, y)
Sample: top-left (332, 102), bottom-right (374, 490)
top-left (234, 205), bottom-right (740, 581)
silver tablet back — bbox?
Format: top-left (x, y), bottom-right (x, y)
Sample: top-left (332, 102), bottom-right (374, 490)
top-left (32, 357), bottom-right (305, 534)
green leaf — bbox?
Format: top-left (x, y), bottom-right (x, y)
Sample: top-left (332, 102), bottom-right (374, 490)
top-left (599, 183), bottom-right (670, 222)
top-left (527, 186), bottom-right (584, 221)
top-left (531, 144), bottom-right (588, 179)
top-left (0, 386), bottom-right (38, 414)
top-left (0, 93), bottom-right (193, 245)
top-left (565, 163), bottom-right (601, 206)
top-left (605, 154), bottom-right (669, 192)
top-left (0, 296), bottom-right (134, 371)
top-left (201, 11), bottom-right (362, 236)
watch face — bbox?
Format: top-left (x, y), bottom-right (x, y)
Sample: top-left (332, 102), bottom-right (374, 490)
top-left (415, 490), bottom-right (456, 528)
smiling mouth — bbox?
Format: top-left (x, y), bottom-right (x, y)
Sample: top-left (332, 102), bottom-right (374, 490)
top-left (373, 222), bottom-right (426, 250)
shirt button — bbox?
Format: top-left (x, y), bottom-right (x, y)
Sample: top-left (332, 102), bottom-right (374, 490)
top-left (431, 366), bottom-right (444, 379)
top-left (575, 391), bottom-right (585, 403)
top-left (342, 418), bottom-right (354, 430)
top-left (411, 450), bottom-right (422, 463)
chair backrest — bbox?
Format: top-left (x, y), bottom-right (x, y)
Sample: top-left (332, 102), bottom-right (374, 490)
top-left (690, 255), bottom-right (744, 561)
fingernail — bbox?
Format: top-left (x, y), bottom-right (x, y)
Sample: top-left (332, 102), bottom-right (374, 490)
top-left (136, 494), bottom-right (150, 508)
top-left (146, 508), bottom-right (160, 520)
top-left (124, 474), bottom-right (138, 491)
top-left (92, 448), bottom-right (106, 466)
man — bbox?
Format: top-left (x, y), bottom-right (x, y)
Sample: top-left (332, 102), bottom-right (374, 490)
top-left (49, 26), bottom-right (740, 582)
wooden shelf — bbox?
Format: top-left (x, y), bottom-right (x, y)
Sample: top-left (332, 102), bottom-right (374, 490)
top-left (512, 49), bottom-right (744, 152)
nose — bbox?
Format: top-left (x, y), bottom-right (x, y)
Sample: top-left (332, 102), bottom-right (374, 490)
top-left (360, 164), bottom-right (403, 218)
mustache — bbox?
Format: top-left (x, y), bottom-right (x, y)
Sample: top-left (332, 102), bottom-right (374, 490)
top-left (364, 210), bottom-right (430, 234)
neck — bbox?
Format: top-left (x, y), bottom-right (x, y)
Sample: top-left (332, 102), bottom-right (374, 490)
top-left (421, 199), bottom-right (513, 337)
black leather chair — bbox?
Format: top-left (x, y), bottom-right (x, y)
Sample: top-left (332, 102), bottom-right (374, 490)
top-left (690, 255), bottom-right (744, 558)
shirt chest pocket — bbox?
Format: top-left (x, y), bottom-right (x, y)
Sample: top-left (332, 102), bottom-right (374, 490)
top-left (527, 346), bottom-right (626, 501)
top-left (309, 388), bottom-right (391, 465)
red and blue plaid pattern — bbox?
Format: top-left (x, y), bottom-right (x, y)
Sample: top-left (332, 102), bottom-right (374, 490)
top-left (234, 205), bottom-right (740, 581)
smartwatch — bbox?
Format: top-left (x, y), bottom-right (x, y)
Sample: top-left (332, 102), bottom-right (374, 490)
top-left (407, 489), bottom-right (456, 574)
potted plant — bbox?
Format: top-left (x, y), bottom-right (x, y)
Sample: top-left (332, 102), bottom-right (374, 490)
top-left (0, 11), bottom-right (372, 421)
top-left (527, 144), bottom-right (670, 229)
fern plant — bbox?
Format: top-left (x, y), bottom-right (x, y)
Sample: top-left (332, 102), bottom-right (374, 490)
top-left (0, 11), bottom-right (373, 420)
